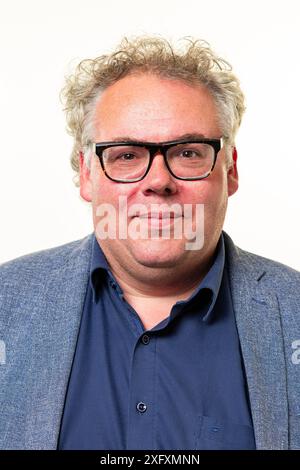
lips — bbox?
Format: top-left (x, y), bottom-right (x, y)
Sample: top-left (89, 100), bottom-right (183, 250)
top-left (137, 212), bottom-right (182, 219)
top-left (132, 212), bottom-right (183, 231)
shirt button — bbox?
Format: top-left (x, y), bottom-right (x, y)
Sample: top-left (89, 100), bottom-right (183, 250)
top-left (141, 334), bottom-right (150, 345)
top-left (211, 427), bottom-right (220, 433)
top-left (136, 402), bottom-right (147, 413)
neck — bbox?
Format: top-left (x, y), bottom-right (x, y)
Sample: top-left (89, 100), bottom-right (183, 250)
top-left (104, 250), bottom-right (214, 300)
top-left (98, 241), bottom-right (218, 330)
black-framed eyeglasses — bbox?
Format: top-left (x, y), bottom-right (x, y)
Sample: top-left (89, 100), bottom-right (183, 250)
top-left (93, 138), bottom-right (223, 183)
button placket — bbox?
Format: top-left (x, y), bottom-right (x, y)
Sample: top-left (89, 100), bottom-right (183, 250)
top-left (127, 335), bottom-right (156, 449)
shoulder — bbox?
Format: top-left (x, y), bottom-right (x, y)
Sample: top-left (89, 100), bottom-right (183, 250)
top-left (223, 231), bottom-right (300, 290)
top-left (223, 232), bottom-right (300, 339)
top-left (0, 233), bottom-right (94, 287)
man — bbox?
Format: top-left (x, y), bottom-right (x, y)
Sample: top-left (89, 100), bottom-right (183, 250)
top-left (0, 36), bottom-right (299, 450)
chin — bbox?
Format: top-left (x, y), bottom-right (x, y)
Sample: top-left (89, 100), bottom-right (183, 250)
top-left (129, 239), bottom-right (186, 268)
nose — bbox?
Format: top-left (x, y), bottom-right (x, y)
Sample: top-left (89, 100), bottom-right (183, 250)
top-left (141, 152), bottom-right (177, 196)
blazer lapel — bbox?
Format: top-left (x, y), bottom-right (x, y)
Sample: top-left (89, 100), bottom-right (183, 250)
top-left (23, 234), bottom-right (93, 449)
top-left (224, 233), bottom-right (289, 449)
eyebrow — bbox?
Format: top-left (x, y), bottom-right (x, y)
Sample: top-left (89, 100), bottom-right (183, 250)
top-left (106, 133), bottom-right (207, 143)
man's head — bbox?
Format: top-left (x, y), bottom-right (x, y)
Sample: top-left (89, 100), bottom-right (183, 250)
top-left (61, 36), bottom-right (245, 288)
top-left (62, 37), bottom-right (245, 182)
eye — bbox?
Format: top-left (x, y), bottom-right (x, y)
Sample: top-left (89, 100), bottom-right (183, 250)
top-left (111, 151), bottom-right (142, 163)
top-left (180, 149), bottom-right (202, 158)
top-left (118, 153), bottom-right (136, 161)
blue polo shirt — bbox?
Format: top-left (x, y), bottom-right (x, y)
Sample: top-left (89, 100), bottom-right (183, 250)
top-left (58, 233), bottom-right (256, 450)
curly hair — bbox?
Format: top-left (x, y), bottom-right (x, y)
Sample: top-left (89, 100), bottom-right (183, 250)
top-left (61, 36), bottom-right (246, 186)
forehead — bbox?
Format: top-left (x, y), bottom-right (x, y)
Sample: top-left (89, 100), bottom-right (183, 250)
top-left (93, 73), bottom-right (221, 142)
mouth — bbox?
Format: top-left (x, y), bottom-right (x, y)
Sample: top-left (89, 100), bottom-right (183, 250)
top-left (137, 212), bottom-right (182, 220)
top-left (133, 212), bottom-right (183, 230)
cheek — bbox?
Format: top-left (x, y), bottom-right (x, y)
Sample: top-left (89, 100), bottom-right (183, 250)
top-left (185, 170), bottom-right (228, 211)
top-left (204, 176), bottom-right (228, 219)
top-left (91, 176), bottom-right (139, 207)
top-left (181, 181), bottom-right (214, 205)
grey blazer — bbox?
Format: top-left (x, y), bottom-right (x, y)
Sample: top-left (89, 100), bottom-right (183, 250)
top-left (0, 232), bottom-right (299, 450)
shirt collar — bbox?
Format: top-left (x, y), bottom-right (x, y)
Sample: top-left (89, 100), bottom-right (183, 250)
top-left (179, 234), bottom-right (225, 322)
top-left (90, 232), bottom-right (225, 322)
top-left (90, 236), bottom-right (111, 303)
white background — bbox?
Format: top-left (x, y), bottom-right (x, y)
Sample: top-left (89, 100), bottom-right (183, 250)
top-left (0, 0), bottom-right (299, 269)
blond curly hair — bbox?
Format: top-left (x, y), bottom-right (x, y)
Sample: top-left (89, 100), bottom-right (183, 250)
top-left (61, 36), bottom-right (245, 186)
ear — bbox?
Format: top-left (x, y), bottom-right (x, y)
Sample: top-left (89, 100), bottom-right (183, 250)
top-left (79, 151), bottom-right (92, 202)
top-left (227, 147), bottom-right (239, 197)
